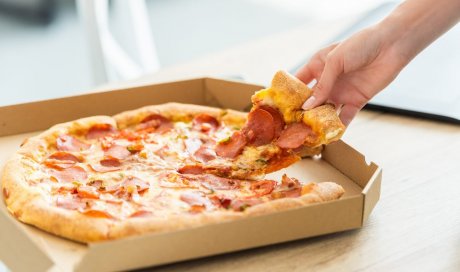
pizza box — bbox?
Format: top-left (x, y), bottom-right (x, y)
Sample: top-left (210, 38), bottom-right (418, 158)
top-left (0, 77), bottom-right (381, 272)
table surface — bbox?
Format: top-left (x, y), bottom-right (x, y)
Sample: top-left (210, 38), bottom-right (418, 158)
top-left (107, 18), bottom-right (460, 272)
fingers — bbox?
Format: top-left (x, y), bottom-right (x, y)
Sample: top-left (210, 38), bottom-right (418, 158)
top-left (295, 63), bottom-right (315, 85)
top-left (302, 53), bottom-right (343, 110)
top-left (296, 43), bottom-right (339, 85)
top-left (339, 104), bottom-right (361, 126)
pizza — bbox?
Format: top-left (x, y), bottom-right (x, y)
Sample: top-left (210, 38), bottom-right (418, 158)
top-left (1, 71), bottom-right (345, 243)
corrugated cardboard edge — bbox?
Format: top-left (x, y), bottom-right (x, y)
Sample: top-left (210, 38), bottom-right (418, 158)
top-left (74, 196), bottom-right (363, 272)
top-left (0, 194), bottom-right (53, 272)
top-left (322, 140), bottom-right (382, 225)
top-left (0, 78), bottom-right (206, 137)
top-left (362, 169), bottom-right (382, 223)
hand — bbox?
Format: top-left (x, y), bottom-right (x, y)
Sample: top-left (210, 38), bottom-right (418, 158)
top-left (296, 26), bottom-right (408, 126)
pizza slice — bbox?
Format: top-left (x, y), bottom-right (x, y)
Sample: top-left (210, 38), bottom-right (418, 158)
top-left (183, 70), bottom-right (345, 179)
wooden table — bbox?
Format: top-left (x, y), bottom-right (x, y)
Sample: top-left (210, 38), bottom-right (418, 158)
top-left (108, 19), bottom-right (460, 272)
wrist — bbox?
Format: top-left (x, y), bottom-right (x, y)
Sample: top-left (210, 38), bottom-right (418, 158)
top-left (376, 0), bottom-right (460, 67)
top-left (373, 15), bottom-right (412, 69)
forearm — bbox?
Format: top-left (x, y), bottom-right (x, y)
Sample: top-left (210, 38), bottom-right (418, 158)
top-left (379, 0), bottom-right (460, 64)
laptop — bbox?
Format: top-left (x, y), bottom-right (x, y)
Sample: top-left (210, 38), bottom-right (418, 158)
top-left (291, 1), bottom-right (460, 124)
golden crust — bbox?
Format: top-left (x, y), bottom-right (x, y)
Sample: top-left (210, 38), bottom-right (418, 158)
top-left (251, 71), bottom-right (313, 123)
top-left (270, 70), bottom-right (313, 107)
top-left (302, 104), bottom-right (345, 145)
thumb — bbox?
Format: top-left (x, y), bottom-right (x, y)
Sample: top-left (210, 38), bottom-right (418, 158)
top-left (302, 54), bottom-right (343, 110)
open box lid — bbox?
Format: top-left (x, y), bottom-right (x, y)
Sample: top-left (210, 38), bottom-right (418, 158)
top-left (0, 77), bottom-right (381, 271)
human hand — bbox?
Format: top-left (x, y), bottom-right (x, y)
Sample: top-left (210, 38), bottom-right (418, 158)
top-left (296, 26), bottom-right (408, 126)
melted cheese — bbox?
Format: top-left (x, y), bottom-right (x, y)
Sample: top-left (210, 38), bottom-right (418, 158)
top-left (26, 117), bottom-right (292, 220)
top-left (252, 87), bottom-right (304, 124)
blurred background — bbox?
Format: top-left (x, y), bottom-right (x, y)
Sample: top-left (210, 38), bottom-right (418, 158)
top-left (0, 1), bottom-right (384, 270)
top-left (0, 0), bottom-right (458, 270)
top-left (0, 0), bottom-right (387, 106)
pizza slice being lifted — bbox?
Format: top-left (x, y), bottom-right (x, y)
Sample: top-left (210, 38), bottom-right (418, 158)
top-left (193, 70), bottom-right (345, 179)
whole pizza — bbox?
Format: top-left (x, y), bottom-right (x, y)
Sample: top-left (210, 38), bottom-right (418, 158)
top-left (1, 71), bottom-right (346, 243)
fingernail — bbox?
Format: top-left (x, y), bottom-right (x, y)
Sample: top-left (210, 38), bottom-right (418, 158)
top-left (302, 96), bottom-right (316, 110)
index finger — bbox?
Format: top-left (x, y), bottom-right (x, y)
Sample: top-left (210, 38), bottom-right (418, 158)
top-left (295, 63), bottom-right (315, 85)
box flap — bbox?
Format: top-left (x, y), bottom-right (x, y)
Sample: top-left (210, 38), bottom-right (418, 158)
top-left (322, 140), bottom-right (378, 189)
top-left (322, 140), bottom-right (382, 224)
top-left (0, 78), bottom-right (204, 137)
top-left (75, 196), bottom-right (362, 272)
top-left (0, 195), bottom-right (53, 272)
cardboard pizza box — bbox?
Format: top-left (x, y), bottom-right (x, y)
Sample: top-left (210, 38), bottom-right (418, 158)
top-left (0, 77), bottom-right (381, 272)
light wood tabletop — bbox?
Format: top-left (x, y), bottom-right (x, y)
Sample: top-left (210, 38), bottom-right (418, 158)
top-left (110, 18), bottom-right (460, 272)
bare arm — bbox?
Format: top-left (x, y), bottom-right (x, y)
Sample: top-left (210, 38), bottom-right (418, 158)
top-left (296, 0), bottom-right (460, 125)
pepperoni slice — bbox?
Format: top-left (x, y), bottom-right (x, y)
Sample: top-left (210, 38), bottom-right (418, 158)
top-left (215, 131), bottom-right (247, 158)
top-left (56, 195), bottom-right (87, 210)
top-left (56, 135), bottom-right (90, 152)
top-left (258, 106), bottom-right (285, 137)
top-left (86, 124), bottom-right (116, 140)
top-left (250, 180), bottom-right (276, 196)
top-left (49, 151), bottom-right (81, 162)
top-left (137, 114), bottom-right (173, 133)
top-left (192, 114), bottom-right (219, 132)
top-left (129, 210), bottom-right (153, 218)
top-left (276, 123), bottom-right (318, 149)
top-left (77, 186), bottom-right (100, 199)
top-left (49, 166), bottom-right (88, 183)
top-left (44, 152), bottom-right (81, 169)
top-left (209, 195), bottom-right (233, 209)
top-left (44, 159), bottom-right (75, 170)
top-left (178, 165), bottom-right (205, 175)
top-left (272, 175), bottom-right (303, 199)
top-left (90, 158), bottom-right (122, 172)
top-left (243, 108), bottom-right (275, 146)
top-left (105, 145), bottom-right (131, 160)
top-left (194, 145), bottom-right (216, 162)
top-left (200, 174), bottom-right (240, 190)
top-left (81, 209), bottom-right (114, 219)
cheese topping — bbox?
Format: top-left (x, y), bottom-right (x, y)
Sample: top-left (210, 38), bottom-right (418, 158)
top-left (25, 113), bottom-right (310, 220)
